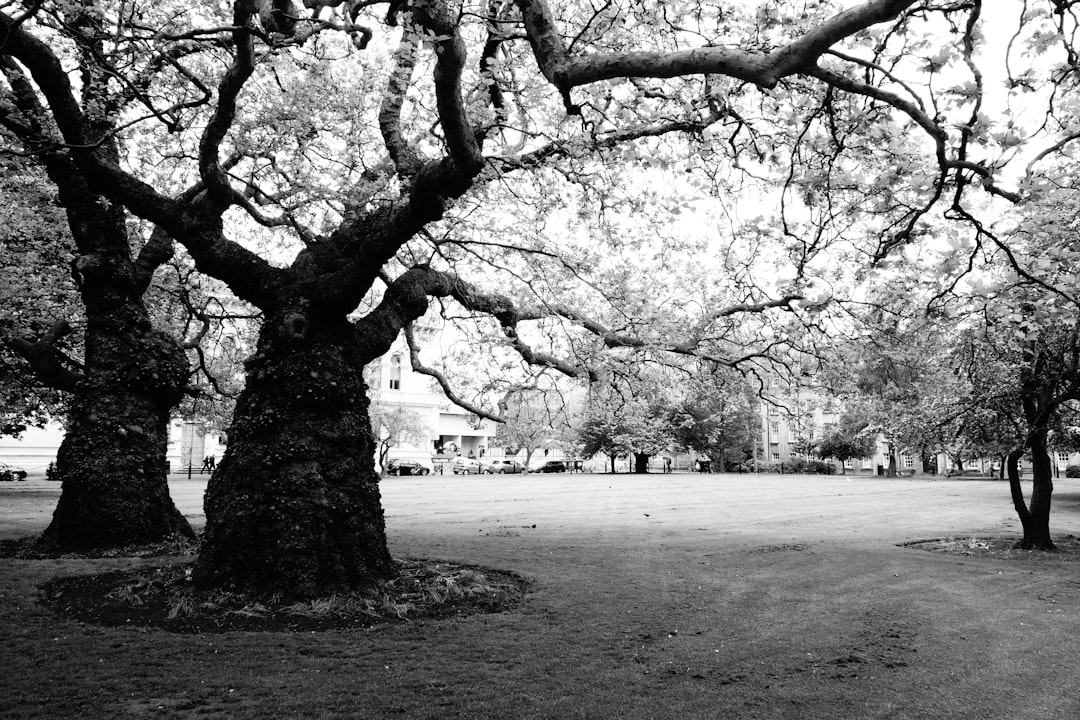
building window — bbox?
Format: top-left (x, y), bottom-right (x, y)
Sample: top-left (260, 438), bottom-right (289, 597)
top-left (769, 421), bottom-right (779, 435)
top-left (1058, 452), bottom-right (1070, 464)
top-left (790, 452), bottom-right (798, 459)
top-left (389, 354), bottom-right (402, 390)
top-left (902, 454), bottom-right (915, 468)
top-left (771, 452), bottom-right (780, 462)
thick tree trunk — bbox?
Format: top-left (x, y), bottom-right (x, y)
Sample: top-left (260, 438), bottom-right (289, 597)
top-left (192, 317), bottom-right (394, 597)
top-left (1021, 432), bottom-right (1056, 550)
top-left (8, 97), bottom-right (195, 549)
top-left (43, 314), bottom-right (193, 549)
top-left (633, 453), bottom-right (650, 474)
top-left (1007, 444), bottom-right (1056, 550)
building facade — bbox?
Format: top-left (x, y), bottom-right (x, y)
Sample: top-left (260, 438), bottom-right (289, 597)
top-left (0, 419), bottom-right (228, 477)
top-left (753, 386), bottom-right (1080, 477)
top-left (366, 337), bottom-right (498, 472)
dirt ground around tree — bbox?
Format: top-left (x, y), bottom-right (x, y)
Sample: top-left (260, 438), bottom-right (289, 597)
top-left (2, 472), bottom-right (1079, 719)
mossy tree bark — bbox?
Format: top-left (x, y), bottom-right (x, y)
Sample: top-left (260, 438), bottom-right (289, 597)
top-left (188, 266), bottom-right (523, 596)
top-left (44, 317), bottom-right (193, 549)
top-left (35, 166), bottom-right (194, 550)
top-left (192, 315), bottom-right (394, 596)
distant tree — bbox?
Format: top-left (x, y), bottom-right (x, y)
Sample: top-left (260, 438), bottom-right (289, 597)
top-left (495, 386), bottom-right (575, 470)
top-left (953, 319), bottom-right (1080, 550)
top-left (670, 368), bottom-right (758, 471)
top-left (816, 304), bottom-right (942, 479)
top-left (578, 413), bottom-right (626, 474)
top-left (851, 351), bottom-right (927, 477)
top-left (814, 416), bottom-right (876, 474)
top-left (368, 401), bottom-right (427, 472)
top-left (579, 397), bottom-right (672, 473)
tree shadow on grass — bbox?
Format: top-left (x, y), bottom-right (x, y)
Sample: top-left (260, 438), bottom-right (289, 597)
top-left (1048, 491), bottom-right (1080, 513)
top-left (0, 536), bottom-right (527, 633)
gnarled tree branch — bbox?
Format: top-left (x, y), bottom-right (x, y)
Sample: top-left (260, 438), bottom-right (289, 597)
top-left (403, 323), bottom-right (504, 423)
top-left (4, 320), bottom-right (83, 393)
top-left (514, 0), bottom-right (918, 95)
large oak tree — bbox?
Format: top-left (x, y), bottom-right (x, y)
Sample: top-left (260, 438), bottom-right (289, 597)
top-left (0, 57), bottom-right (195, 549)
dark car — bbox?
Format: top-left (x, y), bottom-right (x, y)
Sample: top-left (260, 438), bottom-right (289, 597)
top-left (385, 459), bottom-right (430, 476)
top-left (531, 460), bottom-right (567, 474)
top-left (0, 462), bottom-right (28, 481)
top-left (482, 459), bottom-right (524, 474)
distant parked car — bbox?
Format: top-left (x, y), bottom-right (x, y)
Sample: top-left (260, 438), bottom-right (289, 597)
top-left (0, 462), bottom-right (28, 482)
top-left (530, 460), bottom-right (567, 474)
top-left (451, 456), bottom-right (482, 475)
top-left (385, 459), bottom-right (431, 476)
top-left (482, 459), bottom-right (524, 474)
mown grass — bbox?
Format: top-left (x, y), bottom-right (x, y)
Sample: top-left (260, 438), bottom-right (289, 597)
top-left (4, 475), bottom-right (1080, 719)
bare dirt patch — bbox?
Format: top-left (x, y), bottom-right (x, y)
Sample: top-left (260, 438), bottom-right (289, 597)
top-left (1, 536), bottom-right (525, 633)
top-left (36, 558), bottom-right (526, 633)
top-left (902, 533), bottom-right (1080, 561)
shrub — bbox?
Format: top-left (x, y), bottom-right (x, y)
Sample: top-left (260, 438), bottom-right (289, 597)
top-left (756, 459), bottom-right (834, 474)
top-left (1066, 465), bottom-right (1080, 478)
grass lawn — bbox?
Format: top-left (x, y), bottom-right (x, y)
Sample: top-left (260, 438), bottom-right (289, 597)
top-left (2, 472), bottom-right (1079, 719)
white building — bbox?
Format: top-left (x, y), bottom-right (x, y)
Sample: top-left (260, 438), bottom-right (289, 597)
top-left (0, 424), bottom-right (62, 476)
top-left (366, 336), bottom-right (498, 473)
top-left (1, 331), bottom-right (498, 476)
top-left (0, 419), bottom-right (228, 478)
top-left (755, 386), bottom-right (1080, 478)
